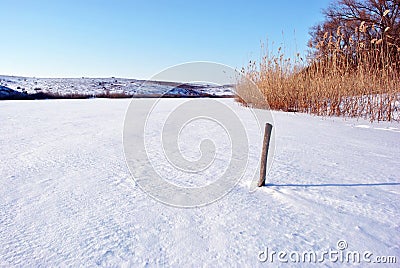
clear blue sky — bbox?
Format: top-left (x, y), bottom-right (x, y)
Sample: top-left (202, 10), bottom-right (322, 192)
top-left (0, 0), bottom-right (331, 79)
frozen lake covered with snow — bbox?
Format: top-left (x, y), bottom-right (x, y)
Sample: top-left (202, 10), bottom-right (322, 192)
top-left (0, 98), bottom-right (399, 266)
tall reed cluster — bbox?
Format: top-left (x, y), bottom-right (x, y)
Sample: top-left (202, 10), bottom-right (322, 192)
top-left (236, 23), bottom-right (400, 122)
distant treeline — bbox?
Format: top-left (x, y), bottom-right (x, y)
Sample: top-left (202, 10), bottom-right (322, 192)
top-left (0, 90), bottom-right (233, 100)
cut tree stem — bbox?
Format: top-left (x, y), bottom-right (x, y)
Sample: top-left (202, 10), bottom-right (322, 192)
top-left (258, 123), bottom-right (273, 187)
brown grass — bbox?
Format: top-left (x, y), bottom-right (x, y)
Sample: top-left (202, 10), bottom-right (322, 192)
top-left (236, 25), bottom-right (400, 122)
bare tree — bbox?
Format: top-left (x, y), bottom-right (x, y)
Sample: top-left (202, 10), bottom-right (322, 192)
top-left (309, 0), bottom-right (400, 67)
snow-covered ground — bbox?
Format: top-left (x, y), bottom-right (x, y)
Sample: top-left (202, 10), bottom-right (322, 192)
top-left (0, 75), bottom-right (233, 97)
top-left (0, 98), bottom-right (399, 266)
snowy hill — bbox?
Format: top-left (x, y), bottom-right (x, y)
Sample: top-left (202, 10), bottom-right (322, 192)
top-left (0, 75), bottom-right (234, 98)
top-left (0, 98), bottom-right (399, 266)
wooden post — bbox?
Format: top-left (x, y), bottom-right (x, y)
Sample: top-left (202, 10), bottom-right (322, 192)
top-left (258, 123), bottom-right (273, 187)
